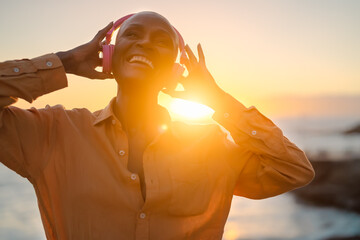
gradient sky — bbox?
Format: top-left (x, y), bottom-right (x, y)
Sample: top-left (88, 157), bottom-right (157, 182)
top-left (1, 0), bottom-right (359, 117)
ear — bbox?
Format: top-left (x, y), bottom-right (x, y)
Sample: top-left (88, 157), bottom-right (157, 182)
top-left (162, 63), bottom-right (185, 91)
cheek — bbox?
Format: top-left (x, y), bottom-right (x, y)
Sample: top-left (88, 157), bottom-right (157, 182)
top-left (111, 47), bottom-right (126, 75)
top-left (158, 50), bottom-right (178, 68)
top-left (112, 40), bottom-right (129, 60)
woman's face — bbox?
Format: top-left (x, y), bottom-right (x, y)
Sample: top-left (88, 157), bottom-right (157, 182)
top-left (112, 12), bottom-right (179, 92)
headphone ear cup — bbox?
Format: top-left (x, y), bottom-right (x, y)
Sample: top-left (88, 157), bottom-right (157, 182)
top-left (102, 44), bottom-right (115, 73)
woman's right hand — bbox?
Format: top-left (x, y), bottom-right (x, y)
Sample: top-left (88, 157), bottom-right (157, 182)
top-left (56, 22), bottom-right (114, 80)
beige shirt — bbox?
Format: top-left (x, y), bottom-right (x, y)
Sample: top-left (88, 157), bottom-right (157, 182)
top-left (0, 54), bottom-right (314, 240)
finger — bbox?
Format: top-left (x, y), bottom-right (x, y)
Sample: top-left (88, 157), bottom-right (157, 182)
top-left (96, 72), bottom-right (114, 79)
top-left (185, 44), bottom-right (197, 63)
top-left (95, 57), bottom-right (103, 67)
top-left (161, 75), bottom-right (185, 92)
top-left (197, 43), bottom-right (206, 66)
top-left (182, 57), bottom-right (192, 72)
top-left (88, 70), bottom-right (114, 80)
top-left (93, 22), bottom-right (114, 42)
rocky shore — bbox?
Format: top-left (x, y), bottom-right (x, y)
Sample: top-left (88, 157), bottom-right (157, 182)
top-left (344, 124), bottom-right (360, 134)
top-left (292, 159), bottom-right (360, 214)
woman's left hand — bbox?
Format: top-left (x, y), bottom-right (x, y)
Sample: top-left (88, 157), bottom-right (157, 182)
top-left (162, 44), bottom-right (226, 110)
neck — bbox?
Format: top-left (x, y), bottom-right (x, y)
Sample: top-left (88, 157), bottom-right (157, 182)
top-left (114, 86), bottom-right (160, 133)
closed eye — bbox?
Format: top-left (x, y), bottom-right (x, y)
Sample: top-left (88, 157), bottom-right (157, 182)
top-left (124, 30), bottom-right (140, 39)
top-left (156, 38), bottom-right (173, 48)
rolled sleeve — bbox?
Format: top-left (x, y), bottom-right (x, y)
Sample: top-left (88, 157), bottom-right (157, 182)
top-left (0, 54), bottom-right (68, 179)
top-left (0, 53), bottom-right (68, 105)
top-left (212, 96), bottom-right (315, 199)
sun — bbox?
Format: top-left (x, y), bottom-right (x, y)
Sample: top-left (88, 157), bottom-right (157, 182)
top-left (158, 91), bottom-right (215, 123)
top-left (168, 98), bottom-right (214, 122)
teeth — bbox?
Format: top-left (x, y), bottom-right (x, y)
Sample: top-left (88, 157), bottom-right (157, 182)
top-left (129, 56), bottom-right (154, 69)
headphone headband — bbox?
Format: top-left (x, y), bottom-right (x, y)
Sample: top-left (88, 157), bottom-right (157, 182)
top-left (105, 13), bottom-right (187, 63)
top-left (105, 14), bottom-right (134, 44)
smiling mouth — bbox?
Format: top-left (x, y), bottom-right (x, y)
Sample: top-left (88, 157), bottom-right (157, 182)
top-left (128, 55), bottom-right (154, 69)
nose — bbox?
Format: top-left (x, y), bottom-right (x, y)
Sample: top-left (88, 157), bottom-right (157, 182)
top-left (136, 34), bottom-right (153, 49)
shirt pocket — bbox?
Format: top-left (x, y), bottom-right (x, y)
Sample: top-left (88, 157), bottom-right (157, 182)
top-left (168, 162), bottom-right (212, 216)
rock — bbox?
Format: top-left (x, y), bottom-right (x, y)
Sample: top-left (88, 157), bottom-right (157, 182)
top-left (344, 124), bottom-right (360, 134)
top-left (292, 160), bottom-right (360, 214)
top-left (325, 236), bottom-right (360, 240)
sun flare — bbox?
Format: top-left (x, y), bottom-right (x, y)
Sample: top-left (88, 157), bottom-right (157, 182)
top-left (168, 98), bottom-right (214, 122)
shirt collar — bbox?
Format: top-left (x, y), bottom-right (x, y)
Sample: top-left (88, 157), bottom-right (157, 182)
top-left (93, 98), bottom-right (117, 126)
top-left (92, 98), bottom-right (200, 146)
top-left (93, 97), bottom-right (172, 127)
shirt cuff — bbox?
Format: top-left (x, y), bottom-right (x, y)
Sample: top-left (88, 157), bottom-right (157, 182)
top-left (212, 96), bottom-right (281, 147)
top-left (0, 53), bottom-right (68, 102)
top-left (32, 53), bottom-right (68, 96)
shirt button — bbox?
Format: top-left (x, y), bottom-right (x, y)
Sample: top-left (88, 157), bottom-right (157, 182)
top-left (139, 213), bottom-right (146, 219)
top-left (111, 119), bottom-right (116, 125)
top-left (13, 67), bottom-right (20, 73)
top-left (46, 61), bottom-right (53, 67)
top-left (224, 112), bottom-right (230, 118)
top-left (130, 174), bottom-right (137, 180)
top-left (251, 130), bottom-right (257, 136)
top-left (119, 150), bottom-right (126, 156)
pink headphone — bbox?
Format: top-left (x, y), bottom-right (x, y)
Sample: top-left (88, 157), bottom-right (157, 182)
top-left (102, 13), bottom-right (187, 74)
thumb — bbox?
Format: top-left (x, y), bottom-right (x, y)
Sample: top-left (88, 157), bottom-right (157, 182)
top-left (88, 71), bottom-right (114, 80)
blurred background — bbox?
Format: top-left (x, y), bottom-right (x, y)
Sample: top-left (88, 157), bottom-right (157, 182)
top-left (0, 0), bottom-right (359, 239)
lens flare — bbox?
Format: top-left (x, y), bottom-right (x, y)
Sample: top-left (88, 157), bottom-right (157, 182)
top-left (168, 98), bottom-right (214, 121)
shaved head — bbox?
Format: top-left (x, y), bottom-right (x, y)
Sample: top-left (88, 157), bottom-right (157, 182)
top-left (116, 11), bottom-right (179, 48)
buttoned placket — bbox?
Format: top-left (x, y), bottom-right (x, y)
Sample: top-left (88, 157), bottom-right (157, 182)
top-left (136, 130), bottom-right (164, 240)
top-left (110, 117), bottom-right (165, 240)
top-left (134, 145), bottom-right (156, 240)
top-left (111, 117), bottom-right (150, 240)
top-left (112, 118), bottom-right (129, 167)
top-left (111, 118), bottom-right (139, 188)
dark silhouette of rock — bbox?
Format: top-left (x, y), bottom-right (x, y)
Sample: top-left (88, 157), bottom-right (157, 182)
top-left (325, 236), bottom-right (360, 240)
top-left (292, 160), bottom-right (360, 214)
top-left (344, 124), bottom-right (360, 134)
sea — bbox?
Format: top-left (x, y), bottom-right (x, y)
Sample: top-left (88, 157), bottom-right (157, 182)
top-left (1, 116), bottom-right (360, 240)
top-left (273, 116), bottom-right (360, 160)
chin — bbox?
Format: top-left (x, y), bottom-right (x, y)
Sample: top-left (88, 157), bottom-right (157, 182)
top-left (113, 64), bottom-right (169, 92)
top-left (115, 73), bottom-right (163, 93)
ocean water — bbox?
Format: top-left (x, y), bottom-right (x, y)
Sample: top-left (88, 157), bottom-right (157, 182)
top-left (1, 116), bottom-right (360, 239)
top-left (224, 195), bottom-right (360, 240)
top-left (273, 116), bottom-right (360, 160)
top-left (0, 167), bottom-right (45, 240)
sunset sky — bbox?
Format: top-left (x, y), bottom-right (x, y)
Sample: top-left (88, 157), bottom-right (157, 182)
top-left (1, 0), bottom-right (359, 119)
top-left (1, 2), bottom-right (360, 239)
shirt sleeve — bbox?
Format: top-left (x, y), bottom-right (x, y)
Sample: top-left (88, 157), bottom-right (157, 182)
top-left (212, 93), bottom-right (315, 199)
top-left (0, 54), bottom-right (68, 179)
